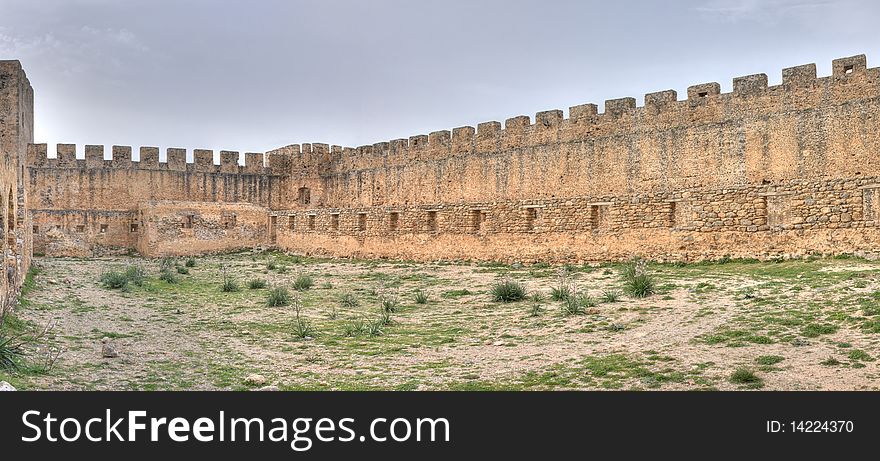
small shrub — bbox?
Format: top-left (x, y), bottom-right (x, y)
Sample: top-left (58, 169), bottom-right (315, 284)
top-left (100, 271), bottom-right (129, 290)
top-left (159, 257), bottom-right (176, 272)
top-left (124, 265), bottom-right (146, 287)
top-left (550, 273), bottom-right (573, 301)
top-left (622, 259), bottom-right (655, 298)
top-left (820, 357), bottom-right (841, 366)
top-left (276, 265), bottom-right (289, 274)
top-left (339, 292), bottom-right (359, 308)
top-left (267, 287), bottom-right (291, 307)
top-left (381, 296), bottom-right (399, 313)
top-left (729, 368), bottom-right (763, 387)
top-left (293, 274), bottom-right (314, 291)
top-left (562, 295), bottom-right (585, 316)
top-left (292, 298), bottom-right (315, 340)
top-left (528, 304), bottom-right (543, 317)
top-left (377, 309), bottom-right (393, 327)
top-left (221, 277), bottom-right (240, 293)
top-left (601, 290), bottom-right (621, 303)
top-left (491, 278), bottom-right (527, 303)
top-left (266, 260), bottom-right (278, 271)
top-left (578, 294), bottom-right (597, 308)
top-left (530, 292), bottom-right (544, 303)
top-left (414, 290), bottom-right (429, 305)
top-left (0, 333), bottom-right (25, 371)
top-left (321, 282), bottom-right (334, 289)
top-left (176, 266), bottom-right (189, 275)
top-left (247, 278), bottom-right (267, 289)
top-left (184, 257), bottom-right (197, 268)
top-left (343, 320), bottom-right (368, 337)
top-left (158, 269), bottom-right (178, 284)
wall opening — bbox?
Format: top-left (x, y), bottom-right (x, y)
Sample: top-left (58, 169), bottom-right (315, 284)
top-left (358, 213), bottom-right (367, 232)
top-left (764, 195), bottom-right (788, 227)
top-left (182, 214), bottom-right (194, 229)
top-left (845, 65), bottom-right (854, 75)
top-left (76, 225), bottom-right (85, 233)
top-left (308, 215), bottom-right (316, 231)
top-left (288, 215), bottom-right (296, 231)
top-left (32, 225), bottom-right (38, 234)
top-left (330, 213), bottom-right (340, 230)
top-left (590, 204), bottom-right (609, 229)
top-left (269, 216), bottom-right (277, 243)
top-left (221, 212), bottom-right (237, 230)
top-left (863, 187), bottom-right (878, 221)
top-left (471, 210), bottom-right (485, 232)
top-left (525, 207), bottom-right (539, 231)
top-left (388, 212), bottom-right (399, 231)
top-left (698, 92), bottom-right (708, 98)
top-left (130, 223), bottom-right (139, 233)
top-left (6, 188), bottom-right (14, 247)
top-left (99, 224), bottom-right (108, 234)
top-left (426, 211), bottom-right (438, 232)
top-left (670, 200), bottom-right (690, 228)
top-left (297, 187), bottom-right (311, 206)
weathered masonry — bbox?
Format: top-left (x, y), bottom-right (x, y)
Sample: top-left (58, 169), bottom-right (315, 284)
top-left (18, 54), bottom-right (880, 263)
top-left (0, 60), bottom-right (34, 314)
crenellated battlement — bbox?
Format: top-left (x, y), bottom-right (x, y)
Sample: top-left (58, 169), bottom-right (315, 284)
top-left (26, 144), bottom-right (291, 176)
top-left (274, 54), bottom-right (879, 176)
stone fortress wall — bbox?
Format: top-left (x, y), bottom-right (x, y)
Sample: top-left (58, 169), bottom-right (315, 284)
top-left (19, 54), bottom-right (880, 263)
top-left (0, 60), bottom-right (34, 314)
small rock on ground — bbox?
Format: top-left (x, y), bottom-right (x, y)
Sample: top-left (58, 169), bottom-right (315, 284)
top-left (244, 374), bottom-right (267, 386)
top-left (0, 381), bottom-right (16, 391)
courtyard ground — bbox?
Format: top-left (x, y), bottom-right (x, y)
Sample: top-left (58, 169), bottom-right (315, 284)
top-left (2, 251), bottom-right (879, 390)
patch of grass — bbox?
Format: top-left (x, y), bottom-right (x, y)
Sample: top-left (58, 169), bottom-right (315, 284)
top-left (221, 277), bottom-right (240, 293)
top-left (176, 266), bottom-right (189, 275)
top-left (158, 269), bottom-right (178, 284)
top-left (490, 278), bottom-right (527, 303)
top-left (756, 355), bottom-right (784, 366)
top-left (247, 278), bottom-right (267, 289)
top-left (820, 357), bottom-right (842, 366)
top-left (0, 332), bottom-right (25, 371)
top-left (848, 350), bottom-right (874, 362)
top-left (802, 323), bottom-right (838, 338)
top-left (413, 291), bottom-right (429, 305)
top-left (729, 368), bottom-right (763, 388)
top-left (185, 257), bottom-right (197, 267)
top-left (339, 292), bottom-right (359, 308)
top-left (601, 290), bottom-right (621, 303)
top-left (293, 274), bottom-right (314, 292)
top-left (267, 287), bottom-right (292, 307)
top-left (441, 289), bottom-right (471, 299)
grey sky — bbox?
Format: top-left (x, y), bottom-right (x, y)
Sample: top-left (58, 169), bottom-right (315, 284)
top-left (1, 0), bottom-right (878, 159)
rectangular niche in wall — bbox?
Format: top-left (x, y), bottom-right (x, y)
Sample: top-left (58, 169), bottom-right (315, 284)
top-left (523, 205), bottom-right (542, 232)
top-left (297, 187), bottom-right (311, 206)
top-left (221, 212), bottom-right (237, 230)
top-left (130, 223), bottom-right (139, 233)
top-left (862, 186), bottom-right (879, 221)
top-left (426, 210), bottom-right (438, 232)
top-left (330, 213), bottom-right (340, 231)
top-left (288, 215), bottom-right (296, 231)
top-left (357, 213), bottom-right (367, 232)
top-left (669, 200), bottom-right (691, 228)
top-left (388, 212), bottom-right (400, 231)
top-left (308, 214), bottom-right (316, 231)
top-left (471, 209), bottom-right (486, 232)
top-left (589, 202), bottom-right (611, 229)
top-left (182, 214), bottom-right (194, 229)
top-left (763, 193), bottom-right (789, 227)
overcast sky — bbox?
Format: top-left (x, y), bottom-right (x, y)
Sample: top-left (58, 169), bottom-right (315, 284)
top-left (1, 0), bottom-right (878, 159)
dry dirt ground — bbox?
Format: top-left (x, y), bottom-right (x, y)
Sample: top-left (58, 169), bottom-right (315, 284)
top-left (2, 251), bottom-right (880, 390)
